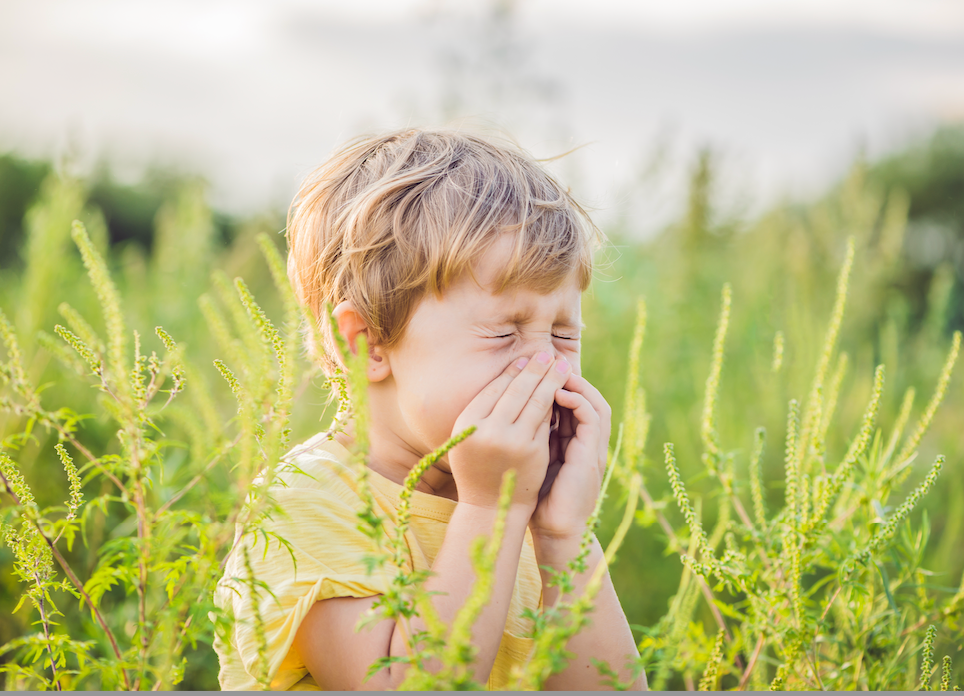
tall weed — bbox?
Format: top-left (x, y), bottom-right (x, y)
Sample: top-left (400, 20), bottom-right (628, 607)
top-left (0, 161), bottom-right (961, 690)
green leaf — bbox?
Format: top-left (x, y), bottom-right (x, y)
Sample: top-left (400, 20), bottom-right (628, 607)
top-left (875, 561), bottom-right (897, 612)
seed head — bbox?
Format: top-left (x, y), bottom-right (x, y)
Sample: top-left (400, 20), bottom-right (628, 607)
top-left (769, 664), bottom-right (789, 691)
top-left (55, 444), bottom-right (83, 520)
top-left (895, 331), bottom-right (960, 478)
top-left (771, 330), bottom-right (784, 373)
top-left (811, 364), bottom-right (884, 530)
top-left (698, 629), bottom-right (725, 691)
top-left (54, 325), bottom-right (103, 376)
top-left (71, 220), bottom-right (127, 391)
top-left (920, 624), bottom-right (937, 691)
top-left (784, 399), bottom-right (800, 525)
top-left (701, 283), bottom-right (731, 470)
top-left (749, 427), bottom-right (767, 529)
top-left (868, 455), bottom-right (943, 557)
top-left (665, 443), bottom-right (708, 555)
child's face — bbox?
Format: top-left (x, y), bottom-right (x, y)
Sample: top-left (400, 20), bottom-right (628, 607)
top-left (379, 235), bottom-right (582, 466)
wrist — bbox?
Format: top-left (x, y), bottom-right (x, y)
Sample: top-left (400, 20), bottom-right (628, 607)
top-left (456, 498), bottom-right (535, 524)
top-left (533, 535), bottom-right (606, 609)
top-left (531, 530), bottom-right (601, 568)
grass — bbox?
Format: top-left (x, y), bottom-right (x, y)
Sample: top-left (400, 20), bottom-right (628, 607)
top-left (0, 158), bottom-right (961, 689)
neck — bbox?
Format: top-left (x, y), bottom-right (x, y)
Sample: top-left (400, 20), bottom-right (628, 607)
top-left (334, 409), bottom-right (459, 502)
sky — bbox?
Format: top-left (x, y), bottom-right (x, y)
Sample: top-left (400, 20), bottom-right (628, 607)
top-left (2, 0), bottom-right (963, 234)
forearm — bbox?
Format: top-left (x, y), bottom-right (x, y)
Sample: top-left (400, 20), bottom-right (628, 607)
top-left (388, 501), bottom-right (533, 687)
top-left (534, 534), bottom-right (647, 691)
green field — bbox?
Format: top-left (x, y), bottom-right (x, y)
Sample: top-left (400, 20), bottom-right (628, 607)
top-left (1, 129), bottom-right (962, 689)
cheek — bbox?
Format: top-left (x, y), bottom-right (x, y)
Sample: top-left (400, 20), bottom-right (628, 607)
top-left (403, 367), bottom-right (487, 433)
top-left (396, 351), bottom-right (511, 441)
top-left (432, 362), bottom-right (505, 420)
top-left (564, 348), bottom-right (582, 376)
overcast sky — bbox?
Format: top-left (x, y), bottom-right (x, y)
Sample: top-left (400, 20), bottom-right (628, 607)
top-left (2, 0), bottom-right (962, 233)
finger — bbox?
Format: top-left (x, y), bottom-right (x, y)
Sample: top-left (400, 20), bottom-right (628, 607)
top-left (563, 374), bottom-right (612, 470)
top-left (515, 357), bottom-right (573, 432)
top-left (536, 414), bottom-right (552, 445)
top-left (490, 351), bottom-right (557, 424)
top-left (553, 388), bottom-right (599, 451)
top-left (562, 374), bottom-right (610, 422)
top-left (458, 356), bottom-right (530, 422)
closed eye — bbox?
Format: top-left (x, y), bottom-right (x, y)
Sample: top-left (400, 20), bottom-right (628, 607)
top-left (492, 334), bottom-right (578, 340)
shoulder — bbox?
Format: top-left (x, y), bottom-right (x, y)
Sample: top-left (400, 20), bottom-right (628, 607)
top-left (268, 433), bottom-right (366, 504)
top-left (231, 434), bottom-right (379, 556)
top-left (217, 433), bottom-right (392, 592)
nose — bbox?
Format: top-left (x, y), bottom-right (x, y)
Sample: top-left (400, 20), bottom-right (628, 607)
top-left (529, 338), bottom-right (560, 363)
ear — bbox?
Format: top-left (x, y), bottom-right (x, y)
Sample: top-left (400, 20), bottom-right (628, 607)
top-left (332, 300), bottom-right (392, 383)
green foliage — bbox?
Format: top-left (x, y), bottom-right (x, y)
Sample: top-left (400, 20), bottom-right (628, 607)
top-left (636, 259), bottom-right (962, 688)
top-left (0, 142), bottom-right (962, 691)
top-left (0, 177), bottom-right (307, 688)
top-left (599, 159), bottom-right (964, 690)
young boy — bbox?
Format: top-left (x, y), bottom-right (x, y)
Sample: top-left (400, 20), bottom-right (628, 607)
top-left (213, 129), bottom-right (646, 690)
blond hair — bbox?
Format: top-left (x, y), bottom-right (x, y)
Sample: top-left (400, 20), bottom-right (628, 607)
top-left (286, 128), bottom-right (600, 375)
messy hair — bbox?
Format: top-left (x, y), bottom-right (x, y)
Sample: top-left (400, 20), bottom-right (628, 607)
top-left (286, 127), bottom-right (601, 375)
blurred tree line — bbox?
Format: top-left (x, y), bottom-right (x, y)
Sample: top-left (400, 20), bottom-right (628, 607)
top-left (868, 126), bottom-right (964, 332)
top-left (0, 157), bottom-right (242, 268)
top-left (2, 124), bottom-right (962, 324)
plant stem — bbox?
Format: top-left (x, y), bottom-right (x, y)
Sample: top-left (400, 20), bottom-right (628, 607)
top-left (851, 650), bottom-right (863, 690)
top-left (0, 470), bottom-right (132, 690)
top-left (36, 586), bottom-right (62, 691)
top-left (727, 487), bottom-right (774, 573)
top-left (131, 468), bottom-right (151, 690)
top-left (151, 612), bottom-right (195, 691)
top-left (737, 634), bottom-right (765, 690)
top-left (802, 645), bottom-right (825, 690)
top-left (818, 585), bottom-right (842, 626)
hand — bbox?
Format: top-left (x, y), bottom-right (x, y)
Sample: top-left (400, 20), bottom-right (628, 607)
top-left (529, 373), bottom-right (612, 542)
top-left (449, 352), bottom-right (574, 511)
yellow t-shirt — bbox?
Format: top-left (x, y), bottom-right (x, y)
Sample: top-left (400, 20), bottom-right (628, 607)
top-left (213, 433), bottom-right (543, 690)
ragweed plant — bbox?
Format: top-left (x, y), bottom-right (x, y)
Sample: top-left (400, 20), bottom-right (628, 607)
top-left (0, 217), bottom-right (321, 689)
top-left (630, 238), bottom-right (963, 690)
top-left (2, 155), bottom-right (963, 691)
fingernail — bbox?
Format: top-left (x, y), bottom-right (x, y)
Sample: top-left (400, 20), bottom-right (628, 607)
top-left (536, 351), bottom-right (552, 365)
top-left (515, 357), bottom-right (529, 369)
top-left (555, 358), bottom-right (570, 373)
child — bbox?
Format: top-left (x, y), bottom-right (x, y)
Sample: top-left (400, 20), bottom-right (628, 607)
top-left (213, 129), bottom-right (646, 690)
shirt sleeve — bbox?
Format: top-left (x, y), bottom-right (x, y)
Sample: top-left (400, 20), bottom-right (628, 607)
top-left (215, 481), bottom-right (394, 690)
